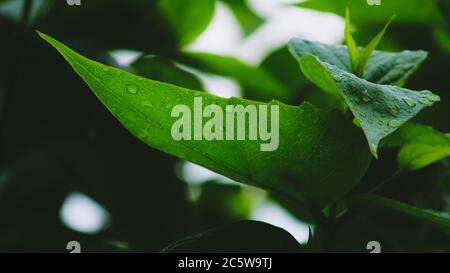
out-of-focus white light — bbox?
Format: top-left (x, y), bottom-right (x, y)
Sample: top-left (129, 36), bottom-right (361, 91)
top-left (188, 0), bottom-right (344, 64)
top-left (109, 49), bottom-right (142, 67)
top-left (181, 161), bottom-right (238, 186)
top-left (196, 73), bottom-right (242, 98)
top-left (60, 192), bottom-right (110, 234)
top-left (251, 201), bottom-right (310, 244)
top-left (187, 1), bottom-right (242, 55)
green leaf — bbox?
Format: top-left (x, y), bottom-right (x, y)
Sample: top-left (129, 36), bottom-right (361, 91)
top-left (357, 15), bottom-right (396, 77)
top-left (184, 52), bottom-right (291, 101)
top-left (398, 143), bottom-right (450, 171)
top-left (289, 38), bottom-right (428, 86)
top-left (158, 0), bottom-right (215, 46)
top-left (384, 123), bottom-right (450, 148)
top-left (383, 123), bottom-right (450, 170)
top-left (38, 31), bottom-right (372, 210)
top-left (297, 52), bottom-right (346, 111)
top-left (297, 54), bottom-right (440, 157)
top-left (344, 9), bottom-right (359, 73)
top-left (347, 194), bottom-right (450, 236)
top-left (161, 220), bottom-right (302, 252)
top-left (294, 0), bottom-right (444, 26)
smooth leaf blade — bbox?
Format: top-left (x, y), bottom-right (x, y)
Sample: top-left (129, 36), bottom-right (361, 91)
top-left (38, 31), bottom-right (372, 210)
top-left (298, 54), bottom-right (440, 157)
top-left (398, 143), bottom-right (450, 170)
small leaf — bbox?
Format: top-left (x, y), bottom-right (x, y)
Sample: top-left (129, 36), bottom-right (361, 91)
top-left (161, 220), bottom-right (302, 252)
top-left (383, 123), bottom-right (450, 170)
top-left (357, 15), bottom-right (396, 77)
top-left (344, 9), bottom-right (359, 73)
top-left (38, 31), bottom-right (372, 209)
top-left (398, 143), bottom-right (450, 170)
top-left (298, 54), bottom-right (440, 157)
top-left (289, 38), bottom-right (427, 86)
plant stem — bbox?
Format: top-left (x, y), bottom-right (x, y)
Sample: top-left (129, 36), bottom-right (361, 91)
top-left (369, 169), bottom-right (403, 194)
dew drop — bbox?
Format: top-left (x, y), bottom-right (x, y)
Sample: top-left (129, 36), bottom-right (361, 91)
top-left (419, 98), bottom-right (430, 105)
top-left (138, 77), bottom-right (143, 81)
top-left (403, 98), bottom-right (416, 107)
top-left (102, 67), bottom-right (110, 72)
top-left (127, 85), bottom-right (138, 94)
top-left (362, 96), bottom-right (372, 103)
top-left (388, 119), bottom-right (401, 128)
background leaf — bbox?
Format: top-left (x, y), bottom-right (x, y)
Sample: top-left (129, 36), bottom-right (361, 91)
top-left (158, 0), bottom-right (215, 46)
top-left (162, 220), bottom-right (302, 253)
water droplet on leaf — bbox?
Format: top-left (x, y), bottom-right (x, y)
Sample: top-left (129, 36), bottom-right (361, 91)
top-left (403, 98), bottom-right (416, 107)
top-left (127, 85), bottom-right (138, 94)
top-left (388, 119), bottom-right (401, 128)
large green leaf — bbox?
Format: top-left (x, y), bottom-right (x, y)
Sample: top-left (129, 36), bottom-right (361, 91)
top-left (294, 0), bottom-right (444, 26)
top-left (296, 54), bottom-right (439, 157)
top-left (289, 38), bottom-right (428, 86)
top-left (162, 220), bottom-right (301, 252)
top-left (158, 0), bottom-right (215, 46)
top-left (347, 194), bottom-right (450, 236)
top-left (38, 32), bottom-right (371, 210)
top-left (383, 123), bottom-right (450, 170)
top-left (183, 52), bottom-right (291, 101)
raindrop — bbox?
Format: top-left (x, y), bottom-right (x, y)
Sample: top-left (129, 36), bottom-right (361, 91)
top-left (102, 67), bottom-right (110, 72)
top-left (388, 119), bottom-right (401, 128)
top-left (138, 77), bottom-right (143, 81)
top-left (127, 85), bottom-right (138, 94)
top-left (362, 96), bottom-right (372, 103)
top-left (403, 98), bottom-right (416, 107)
top-left (419, 98), bottom-right (430, 105)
